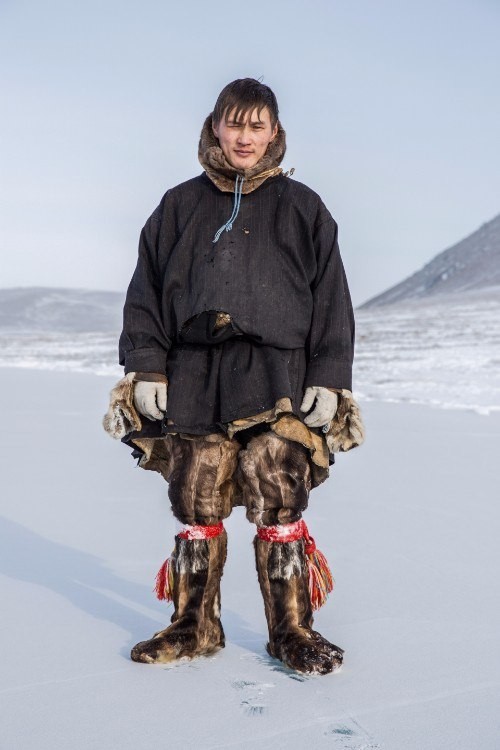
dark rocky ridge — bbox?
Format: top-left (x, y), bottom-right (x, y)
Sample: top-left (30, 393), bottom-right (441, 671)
top-left (360, 212), bottom-right (500, 308)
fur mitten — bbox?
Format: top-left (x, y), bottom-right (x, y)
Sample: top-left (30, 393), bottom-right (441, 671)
top-left (323, 389), bottom-right (365, 453)
top-left (102, 372), bottom-right (142, 440)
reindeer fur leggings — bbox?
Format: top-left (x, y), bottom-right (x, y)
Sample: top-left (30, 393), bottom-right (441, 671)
top-left (157, 423), bottom-right (312, 528)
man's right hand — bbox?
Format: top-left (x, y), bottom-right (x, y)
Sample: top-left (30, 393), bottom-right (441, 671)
top-left (133, 381), bottom-right (167, 421)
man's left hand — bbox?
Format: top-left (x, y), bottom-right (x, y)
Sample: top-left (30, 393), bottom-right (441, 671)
top-left (300, 386), bottom-right (338, 430)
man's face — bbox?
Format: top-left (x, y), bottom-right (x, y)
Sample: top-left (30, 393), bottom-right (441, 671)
top-left (212, 106), bottom-right (278, 170)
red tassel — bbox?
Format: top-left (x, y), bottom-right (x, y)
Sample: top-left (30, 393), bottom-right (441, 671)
top-left (302, 524), bottom-right (334, 611)
top-left (154, 552), bottom-right (175, 601)
top-left (153, 524), bottom-right (225, 601)
top-left (257, 520), bottom-right (335, 610)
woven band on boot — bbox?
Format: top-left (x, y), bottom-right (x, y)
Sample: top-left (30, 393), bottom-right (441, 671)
top-left (256, 520), bottom-right (334, 610)
top-left (257, 519), bottom-right (318, 552)
top-left (177, 522), bottom-right (224, 540)
top-left (155, 522), bottom-right (225, 601)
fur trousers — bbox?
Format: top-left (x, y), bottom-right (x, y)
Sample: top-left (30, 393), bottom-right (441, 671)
top-left (156, 424), bottom-right (312, 528)
top-left (130, 422), bottom-right (345, 673)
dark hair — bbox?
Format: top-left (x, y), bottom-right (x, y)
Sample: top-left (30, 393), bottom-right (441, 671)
top-left (212, 78), bottom-right (279, 129)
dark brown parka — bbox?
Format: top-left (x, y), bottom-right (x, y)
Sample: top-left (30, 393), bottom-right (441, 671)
top-left (107, 114), bottom-right (364, 487)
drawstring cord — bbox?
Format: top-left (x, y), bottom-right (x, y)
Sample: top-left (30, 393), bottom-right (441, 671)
top-left (212, 175), bottom-right (245, 244)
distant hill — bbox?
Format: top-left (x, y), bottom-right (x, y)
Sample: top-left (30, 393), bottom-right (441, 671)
top-left (0, 287), bottom-right (124, 332)
top-left (360, 212), bottom-right (500, 308)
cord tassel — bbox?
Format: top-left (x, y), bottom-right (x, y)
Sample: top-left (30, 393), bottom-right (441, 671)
top-left (154, 522), bottom-right (225, 600)
top-left (154, 551), bottom-right (175, 601)
top-left (302, 524), bottom-right (334, 610)
top-left (212, 175), bottom-right (245, 243)
top-left (256, 519), bottom-right (335, 610)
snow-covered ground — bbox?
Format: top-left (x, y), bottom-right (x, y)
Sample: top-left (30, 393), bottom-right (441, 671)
top-left (1, 290), bottom-right (499, 415)
top-left (356, 291), bottom-right (500, 414)
top-left (0, 330), bottom-right (119, 376)
top-left (1, 367), bottom-right (499, 749)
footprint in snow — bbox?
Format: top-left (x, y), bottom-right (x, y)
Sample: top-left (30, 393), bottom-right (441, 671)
top-left (324, 719), bottom-right (382, 749)
top-left (231, 679), bottom-right (275, 716)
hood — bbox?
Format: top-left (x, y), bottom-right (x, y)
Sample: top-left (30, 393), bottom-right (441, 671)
top-left (198, 112), bottom-right (287, 194)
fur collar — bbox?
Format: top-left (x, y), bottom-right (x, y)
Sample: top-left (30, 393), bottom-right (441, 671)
top-left (198, 112), bottom-right (287, 194)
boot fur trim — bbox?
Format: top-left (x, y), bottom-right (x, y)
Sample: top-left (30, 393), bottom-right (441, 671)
top-left (268, 539), bottom-right (305, 580)
top-left (176, 538), bottom-right (210, 575)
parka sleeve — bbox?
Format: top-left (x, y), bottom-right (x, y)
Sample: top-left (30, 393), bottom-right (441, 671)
top-left (304, 213), bottom-right (355, 391)
top-left (118, 203), bottom-right (172, 374)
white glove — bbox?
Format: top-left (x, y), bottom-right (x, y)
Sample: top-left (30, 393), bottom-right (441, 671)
top-left (300, 386), bottom-right (338, 431)
top-left (133, 381), bottom-right (167, 421)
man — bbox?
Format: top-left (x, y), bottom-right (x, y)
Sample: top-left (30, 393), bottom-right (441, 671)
top-left (103, 78), bottom-right (364, 675)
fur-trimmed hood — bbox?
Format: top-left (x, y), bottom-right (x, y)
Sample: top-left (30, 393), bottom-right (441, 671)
top-left (198, 112), bottom-right (287, 194)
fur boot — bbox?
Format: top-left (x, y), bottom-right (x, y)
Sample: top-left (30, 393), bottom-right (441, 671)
top-left (131, 528), bottom-right (227, 664)
top-left (254, 535), bottom-right (344, 675)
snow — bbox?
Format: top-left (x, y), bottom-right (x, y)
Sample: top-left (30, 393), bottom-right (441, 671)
top-left (1, 367), bottom-right (499, 749)
top-left (355, 291), bottom-right (500, 414)
top-left (0, 331), bottom-right (119, 376)
top-left (1, 279), bottom-right (499, 417)
top-left (1, 288), bottom-right (500, 418)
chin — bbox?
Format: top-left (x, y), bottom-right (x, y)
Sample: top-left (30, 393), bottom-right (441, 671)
top-left (230, 155), bottom-right (258, 170)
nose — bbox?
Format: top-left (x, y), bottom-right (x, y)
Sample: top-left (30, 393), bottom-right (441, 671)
top-left (237, 126), bottom-right (252, 145)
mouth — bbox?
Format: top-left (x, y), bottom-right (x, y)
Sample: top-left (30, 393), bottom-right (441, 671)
top-left (234, 150), bottom-right (253, 157)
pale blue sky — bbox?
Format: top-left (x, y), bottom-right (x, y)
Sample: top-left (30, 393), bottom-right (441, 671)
top-left (1, 0), bottom-right (499, 306)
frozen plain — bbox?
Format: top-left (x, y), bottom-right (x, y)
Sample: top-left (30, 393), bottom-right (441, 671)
top-left (1, 367), bottom-right (499, 749)
top-left (2, 288), bottom-right (499, 415)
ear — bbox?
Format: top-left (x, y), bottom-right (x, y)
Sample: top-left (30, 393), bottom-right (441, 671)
top-left (269, 122), bottom-right (279, 142)
top-left (212, 117), bottom-right (219, 139)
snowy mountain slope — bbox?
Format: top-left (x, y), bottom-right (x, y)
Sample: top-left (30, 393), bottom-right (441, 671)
top-left (0, 287), bottom-right (124, 332)
top-left (361, 212), bottom-right (500, 307)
